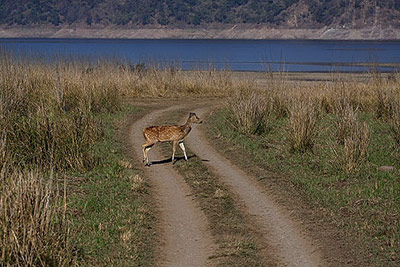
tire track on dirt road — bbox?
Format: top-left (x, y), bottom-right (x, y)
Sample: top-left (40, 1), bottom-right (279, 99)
top-left (185, 106), bottom-right (324, 267)
top-left (129, 105), bottom-right (216, 267)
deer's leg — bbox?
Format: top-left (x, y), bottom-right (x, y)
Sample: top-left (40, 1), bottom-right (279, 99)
top-left (179, 141), bottom-right (188, 161)
top-left (172, 141), bottom-right (177, 164)
top-left (144, 147), bottom-right (152, 165)
top-left (142, 144), bottom-right (147, 163)
top-left (142, 142), bottom-right (154, 166)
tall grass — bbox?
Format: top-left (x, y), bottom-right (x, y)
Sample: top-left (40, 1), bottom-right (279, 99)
top-left (227, 85), bottom-right (271, 135)
top-left (0, 58), bottom-right (114, 171)
top-left (342, 122), bottom-right (369, 173)
top-left (0, 171), bottom-right (76, 266)
top-left (390, 102), bottom-right (400, 145)
top-left (333, 98), bottom-right (370, 173)
top-left (375, 84), bottom-right (398, 120)
top-left (334, 98), bottom-right (360, 144)
top-left (0, 53), bottom-right (111, 265)
top-left (224, 71), bottom-right (398, 172)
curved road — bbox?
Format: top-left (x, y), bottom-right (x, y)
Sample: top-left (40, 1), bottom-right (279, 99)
top-left (129, 105), bottom-right (216, 267)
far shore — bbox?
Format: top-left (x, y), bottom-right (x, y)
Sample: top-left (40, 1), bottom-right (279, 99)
top-left (1, 25), bottom-right (400, 40)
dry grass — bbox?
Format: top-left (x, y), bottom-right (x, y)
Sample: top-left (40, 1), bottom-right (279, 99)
top-left (375, 85), bottom-right (398, 120)
top-left (390, 102), bottom-right (400, 145)
top-left (130, 174), bottom-right (146, 193)
top-left (287, 95), bottom-right (319, 152)
top-left (334, 98), bottom-right (360, 144)
top-left (0, 171), bottom-right (76, 266)
top-left (224, 71), bottom-right (400, 175)
top-left (333, 99), bottom-right (370, 173)
top-left (0, 60), bottom-right (110, 171)
top-left (342, 122), bottom-right (370, 173)
top-left (227, 85), bottom-right (271, 135)
top-left (127, 67), bottom-right (232, 97)
top-left (213, 71), bottom-right (400, 265)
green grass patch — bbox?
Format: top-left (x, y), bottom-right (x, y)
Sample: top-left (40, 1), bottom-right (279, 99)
top-left (68, 105), bottom-right (156, 266)
top-left (209, 108), bottom-right (400, 266)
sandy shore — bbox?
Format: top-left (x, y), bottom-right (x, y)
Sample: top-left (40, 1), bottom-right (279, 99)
top-left (1, 25), bottom-right (400, 40)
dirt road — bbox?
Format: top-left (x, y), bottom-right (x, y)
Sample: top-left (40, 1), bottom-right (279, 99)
top-left (185, 107), bottom-right (324, 267)
top-left (129, 105), bottom-right (216, 267)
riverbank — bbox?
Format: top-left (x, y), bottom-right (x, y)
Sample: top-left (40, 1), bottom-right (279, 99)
top-left (1, 25), bottom-right (400, 40)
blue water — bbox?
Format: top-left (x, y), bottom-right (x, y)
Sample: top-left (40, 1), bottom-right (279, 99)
top-left (1, 38), bottom-right (400, 72)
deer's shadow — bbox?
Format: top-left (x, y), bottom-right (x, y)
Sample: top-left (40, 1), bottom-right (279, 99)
top-left (150, 154), bottom-right (209, 166)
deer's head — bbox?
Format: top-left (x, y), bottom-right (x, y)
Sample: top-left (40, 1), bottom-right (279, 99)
top-left (188, 112), bottom-right (202, 124)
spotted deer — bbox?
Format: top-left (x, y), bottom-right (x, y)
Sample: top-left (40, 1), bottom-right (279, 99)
top-left (142, 112), bottom-right (202, 166)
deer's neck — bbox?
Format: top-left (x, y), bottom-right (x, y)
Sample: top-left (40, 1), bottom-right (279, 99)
top-left (181, 120), bottom-right (192, 135)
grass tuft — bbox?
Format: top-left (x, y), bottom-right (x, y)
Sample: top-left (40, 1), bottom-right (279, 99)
top-left (391, 103), bottom-right (400, 145)
top-left (333, 99), bottom-right (370, 173)
top-left (375, 85), bottom-right (398, 120)
top-left (227, 85), bottom-right (271, 135)
top-left (287, 96), bottom-right (319, 152)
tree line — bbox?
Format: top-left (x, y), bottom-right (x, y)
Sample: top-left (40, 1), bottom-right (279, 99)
top-left (1, 0), bottom-right (399, 27)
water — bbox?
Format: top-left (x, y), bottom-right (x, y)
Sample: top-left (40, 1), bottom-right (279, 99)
top-left (1, 38), bottom-right (400, 72)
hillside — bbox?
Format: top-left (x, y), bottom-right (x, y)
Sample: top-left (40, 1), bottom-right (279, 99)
top-left (2, 0), bottom-right (400, 28)
top-left (1, 0), bottom-right (400, 39)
